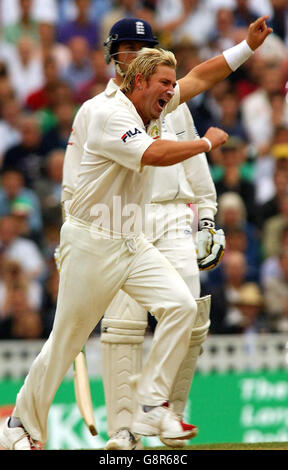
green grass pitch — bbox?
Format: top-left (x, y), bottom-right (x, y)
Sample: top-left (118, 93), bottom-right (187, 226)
top-left (149, 442), bottom-right (288, 450)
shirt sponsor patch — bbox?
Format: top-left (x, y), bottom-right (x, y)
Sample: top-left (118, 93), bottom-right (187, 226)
top-left (121, 128), bottom-right (142, 143)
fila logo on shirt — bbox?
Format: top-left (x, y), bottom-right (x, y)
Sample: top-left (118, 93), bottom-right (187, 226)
top-left (136, 21), bottom-right (145, 35)
top-left (121, 128), bottom-right (142, 143)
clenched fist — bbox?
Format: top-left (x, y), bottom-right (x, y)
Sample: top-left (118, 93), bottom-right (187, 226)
top-left (203, 127), bottom-right (229, 150)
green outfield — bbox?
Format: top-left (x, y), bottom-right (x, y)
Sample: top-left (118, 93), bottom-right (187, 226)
top-left (2, 375), bottom-right (288, 450)
top-left (155, 442), bottom-right (288, 450)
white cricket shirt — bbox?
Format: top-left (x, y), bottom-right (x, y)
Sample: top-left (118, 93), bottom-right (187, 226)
top-left (62, 79), bottom-right (217, 226)
top-left (68, 85), bottom-right (180, 235)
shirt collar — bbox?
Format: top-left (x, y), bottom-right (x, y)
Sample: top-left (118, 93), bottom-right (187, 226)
top-left (105, 79), bottom-right (119, 97)
top-left (115, 89), bottom-right (145, 126)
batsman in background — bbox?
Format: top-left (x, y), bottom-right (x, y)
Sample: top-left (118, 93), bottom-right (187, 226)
top-left (0, 15), bottom-right (271, 451)
top-left (62, 18), bottom-right (245, 450)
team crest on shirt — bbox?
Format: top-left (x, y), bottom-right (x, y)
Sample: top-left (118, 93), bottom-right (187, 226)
top-left (121, 128), bottom-right (142, 143)
top-left (149, 125), bottom-right (160, 140)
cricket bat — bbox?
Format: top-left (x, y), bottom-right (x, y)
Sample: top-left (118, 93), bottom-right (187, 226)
top-left (73, 348), bottom-right (98, 436)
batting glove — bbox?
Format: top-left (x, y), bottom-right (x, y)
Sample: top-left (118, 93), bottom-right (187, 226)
top-left (196, 218), bottom-right (225, 271)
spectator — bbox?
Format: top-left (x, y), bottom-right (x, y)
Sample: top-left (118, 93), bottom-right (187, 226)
top-left (0, 259), bottom-right (43, 321)
top-left (10, 197), bottom-right (42, 242)
top-left (232, 282), bottom-right (267, 334)
top-left (232, 0), bottom-right (259, 28)
top-left (253, 30), bottom-right (288, 66)
top-left (257, 168), bottom-right (288, 228)
top-left (263, 247), bottom-right (288, 332)
top-left (57, 0), bottom-right (100, 49)
top-left (225, 225), bottom-right (250, 259)
top-left (100, 0), bottom-right (156, 46)
top-left (41, 101), bottom-right (76, 152)
top-left (41, 222), bottom-right (60, 261)
top-left (25, 56), bottom-right (61, 112)
top-left (200, 7), bottom-right (261, 96)
top-left (205, 7), bottom-right (237, 55)
top-left (188, 79), bottom-right (232, 137)
top-left (223, 225), bottom-right (261, 281)
top-left (262, 193), bottom-right (288, 258)
top-left (36, 80), bottom-right (75, 133)
top-left (33, 149), bottom-right (65, 226)
top-left (203, 250), bottom-right (252, 334)
top-left (2, 0), bottom-right (39, 45)
top-left (260, 224), bottom-right (288, 287)
top-left (0, 97), bottom-right (22, 163)
top-left (0, 62), bottom-right (7, 81)
top-left (5, 36), bottom-right (44, 104)
top-left (0, 37), bottom-right (15, 68)
top-left (253, 126), bottom-right (288, 206)
top-left (241, 63), bottom-right (288, 155)
top-left (0, 68), bottom-right (15, 110)
top-left (270, 136), bottom-right (288, 174)
top-left (172, 41), bottom-right (201, 78)
top-left (1, 0), bottom-right (57, 26)
top-left (213, 89), bottom-right (249, 141)
top-left (270, 0), bottom-right (288, 47)
top-left (36, 22), bottom-right (71, 72)
top-left (32, 0), bottom-right (58, 25)
top-left (76, 48), bottom-right (111, 103)
top-left (247, 0), bottom-right (273, 17)
top-left (40, 262), bottom-right (59, 338)
top-left (0, 215), bottom-right (46, 281)
top-left (0, 168), bottom-right (43, 242)
top-left (0, 62), bottom-right (9, 83)
top-left (57, 0), bottom-right (111, 24)
top-left (233, 53), bottom-right (265, 101)
top-left (155, 0), bottom-right (215, 49)
top-left (60, 36), bottom-right (93, 94)
top-left (214, 191), bottom-right (260, 282)
top-left (2, 113), bottom-right (47, 188)
top-left (0, 283), bottom-right (43, 340)
top-left (213, 137), bottom-right (257, 223)
top-left (273, 125), bottom-right (288, 146)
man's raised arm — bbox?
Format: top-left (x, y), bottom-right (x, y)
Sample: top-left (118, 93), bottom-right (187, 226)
top-left (142, 127), bottom-right (228, 166)
top-left (178, 16), bottom-right (273, 104)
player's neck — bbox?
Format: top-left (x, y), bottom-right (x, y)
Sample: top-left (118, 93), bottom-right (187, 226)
top-left (114, 74), bottom-right (123, 87)
top-left (124, 90), bottom-right (149, 126)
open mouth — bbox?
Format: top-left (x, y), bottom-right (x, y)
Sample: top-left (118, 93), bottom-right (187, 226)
top-left (158, 99), bottom-right (167, 110)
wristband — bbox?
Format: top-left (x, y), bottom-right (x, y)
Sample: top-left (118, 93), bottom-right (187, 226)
top-left (222, 40), bottom-right (253, 72)
top-left (201, 137), bottom-right (212, 152)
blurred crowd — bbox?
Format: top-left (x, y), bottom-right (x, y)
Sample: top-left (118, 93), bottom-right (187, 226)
top-left (0, 0), bottom-right (288, 340)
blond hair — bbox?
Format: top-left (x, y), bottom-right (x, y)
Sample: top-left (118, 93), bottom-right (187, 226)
top-left (120, 48), bottom-right (177, 94)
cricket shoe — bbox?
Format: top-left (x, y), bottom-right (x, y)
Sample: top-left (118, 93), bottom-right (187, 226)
top-left (160, 427), bottom-right (198, 448)
top-left (160, 437), bottom-right (188, 448)
top-left (131, 402), bottom-right (198, 440)
top-left (0, 418), bottom-right (41, 450)
top-left (105, 428), bottom-right (143, 450)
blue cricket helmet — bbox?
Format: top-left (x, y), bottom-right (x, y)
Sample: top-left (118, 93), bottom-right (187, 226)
top-left (104, 17), bottom-right (159, 64)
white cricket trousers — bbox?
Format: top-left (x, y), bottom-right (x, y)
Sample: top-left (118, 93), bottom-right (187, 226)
top-left (13, 218), bottom-right (197, 443)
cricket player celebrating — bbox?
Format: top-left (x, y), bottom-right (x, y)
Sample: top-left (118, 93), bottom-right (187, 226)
top-left (62, 18), bottom-right (224, 450)
top-left (0, 16), bottom-right (271, 450)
